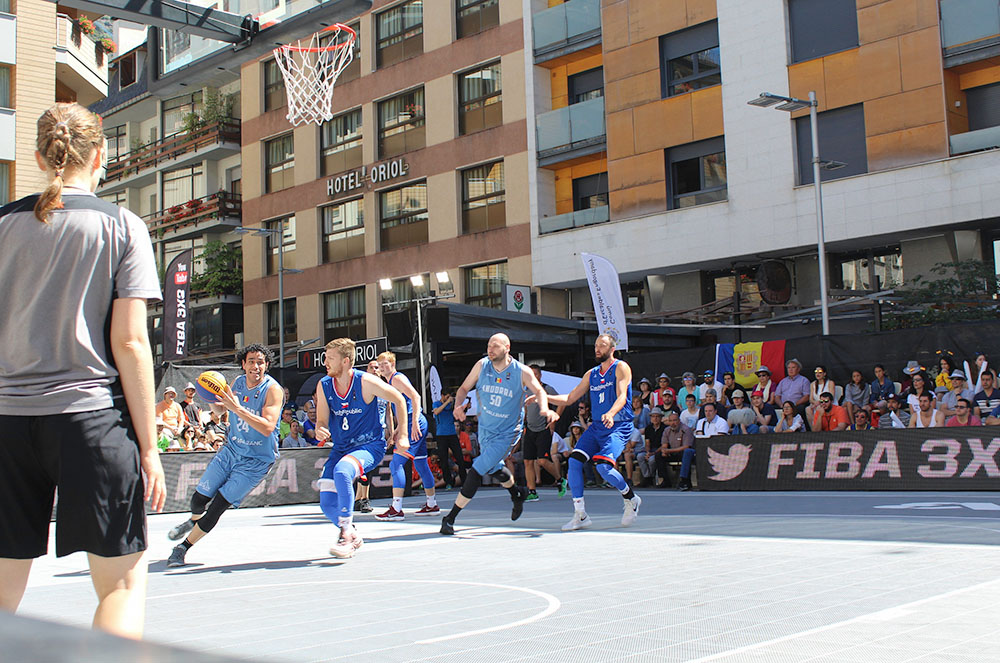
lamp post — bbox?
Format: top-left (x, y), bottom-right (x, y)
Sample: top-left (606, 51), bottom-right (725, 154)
top-left (747, 91), bottom-right (843, 336)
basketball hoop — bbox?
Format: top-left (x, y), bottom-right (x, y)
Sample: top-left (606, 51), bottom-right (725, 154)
top-left (273, 23), bottom-right (356, 127)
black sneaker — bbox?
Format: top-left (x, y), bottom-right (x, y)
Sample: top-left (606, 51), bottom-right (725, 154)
top-left (440, 517), bottom-right (455, 536)
top-left (358, 498), bottom-right (373, 513)
top-left (167, 518), bottom-right (195, 541)
top-left (511, 486), bottom-right (528, 521)
top-left (166, 544), bottom-right (188, 568)
top-left (678, 480), bottom-right (692, 492)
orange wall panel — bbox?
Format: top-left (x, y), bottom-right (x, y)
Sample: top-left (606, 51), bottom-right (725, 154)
top-left (609, 181), bottom-right (668, 221)
top-left (943, 70), bottom-right (969, 136)
top-left (823, 48), bottom-right (865, 109)
top-left (602, 1), bottom-right (630, 53)
top-left (959, 64), bottom-right (1000, 90)
top-left (857, 0), bottom-right (938, 45)
top-left (632, 95), bottom-right (694, 151)
top-left (899, 27), bottom-right (944, 91)
top-left (554, 156), bottom-right (608, 215)
top-left (690, 85), bottom-right (724, 141)
top-left (866, 122), bottom-right (948, 171)
top-left (864, 86), bottom-right (946, 137)
top-left (607, 108), bottom-right (636, 160)
top-left (857, 38), bottom-right (903, 99)
top-left (686, 0), bottom-right (718, 25)
top-left (604, 37), bottom-right (659, 84)
top-left (605, 69), bottom-right (662, 113)
top-left (549, 53), bottom-right (603, 110)
top-left (627, 0), bottom-right (688, 45)
top-left (608, 150), bottom-right (665, 192)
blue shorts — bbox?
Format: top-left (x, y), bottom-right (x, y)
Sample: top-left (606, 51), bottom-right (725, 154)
top-left (394, 415), bottom-right (429, 460)
top-left (318, 440), bottom-right (387, 491)
top-left (472, 427), bottom-right (522, 475)
top-left (196, 444), bottom-right (273, 507)
top-left (575, 421), bottom-right (633, 465)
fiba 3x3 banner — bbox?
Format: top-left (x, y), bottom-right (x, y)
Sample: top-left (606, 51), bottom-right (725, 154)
top-left (163, 248), bottom-right (193, 361)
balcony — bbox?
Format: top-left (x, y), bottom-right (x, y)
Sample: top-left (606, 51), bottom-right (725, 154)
top-left (143, 191), bottom-right (241, 241)
top-left (102, 119), bottom-right (240, 191)
top-left (536, 96), bottom-right (606, 165)
top-left (538, 205), bottom-right (609, 235)
top-left (533, 0), bottom-right (602, 63)
top-left (54, 14), bottom-right (109, 106)
top-left (950, 125), bottom-right (1000, 155)
top-left (940, 0), bottom-right (1000, 66)
top-left (0, 108), bottom-right (13, 161)
top-left (0, 12), bottom-right (14, 65)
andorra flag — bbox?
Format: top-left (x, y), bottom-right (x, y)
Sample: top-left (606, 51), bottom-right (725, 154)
top-left (714, 341), bottom-right (786, 389)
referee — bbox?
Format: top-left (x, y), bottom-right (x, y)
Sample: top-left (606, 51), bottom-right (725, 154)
top-left (0, 103), bottom-right (166, 638)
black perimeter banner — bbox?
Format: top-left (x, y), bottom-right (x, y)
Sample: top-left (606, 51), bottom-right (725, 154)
top-left (696, 426), bottom-right (1000, 490)
top-left (162, 248), bottom-right (193, 362)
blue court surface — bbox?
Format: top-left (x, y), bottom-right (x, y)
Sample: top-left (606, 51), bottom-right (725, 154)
top-left (16, 489), bottom-right (1000, 662)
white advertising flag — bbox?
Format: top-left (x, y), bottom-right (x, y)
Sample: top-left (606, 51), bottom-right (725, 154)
top-left (580, 252), bottom-right (629, 351)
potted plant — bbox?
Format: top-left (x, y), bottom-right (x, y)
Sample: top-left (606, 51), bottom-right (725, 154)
top-left (168, 205), bottom-right (184, 216)
top-left (98, 37), bottom-right (116, 54)
top-left (186, 198), bottom-right (203, 209)
top-left (76, 15), bottom-right (95, 35)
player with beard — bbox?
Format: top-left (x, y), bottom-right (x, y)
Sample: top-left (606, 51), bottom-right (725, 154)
top-left (167, 344), bottom-right (283, 566)
top-left (544, 334), bottom-right (641, 531)
top-left (316, 339), bottom-right (409, 558)
top-left (440, 334), bottom-right (557, 535)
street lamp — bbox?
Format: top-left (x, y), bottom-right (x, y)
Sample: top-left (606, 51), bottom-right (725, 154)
top-left (234, 225), bottom-right (301, 368)
top-left (748, 90), bottom-right (838, 335)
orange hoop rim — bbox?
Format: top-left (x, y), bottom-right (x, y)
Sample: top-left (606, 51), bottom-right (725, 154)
top-left (277, 23), bottom-right (356, 53)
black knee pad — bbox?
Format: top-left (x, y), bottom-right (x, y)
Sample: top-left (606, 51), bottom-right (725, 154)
top-left (196, 495), bottom-right (231, 534)
top-left (593, 456), bottom-right (615, 467)
top-left (460, 469), bottom-right (483, 499)
top-left (569, 449), bottom-right (590, 464)
top-left (492, 466), bottom-right (513, 485)
top-left (191, 491), bottom-right (211, 516)
top-left (358, 473), bottom-right (370, 487)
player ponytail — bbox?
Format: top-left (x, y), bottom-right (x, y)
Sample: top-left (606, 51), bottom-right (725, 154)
top-left (34, 103), bottom-right (105, 223)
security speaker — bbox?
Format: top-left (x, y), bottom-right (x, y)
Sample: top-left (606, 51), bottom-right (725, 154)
top-left (384, 309), bottom-right (413, 346)
top-left (425, 306), bottom-right (449, 341)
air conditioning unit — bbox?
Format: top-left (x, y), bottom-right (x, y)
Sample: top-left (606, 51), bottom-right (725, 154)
top-left (234, 332), bottom-right (244, 348)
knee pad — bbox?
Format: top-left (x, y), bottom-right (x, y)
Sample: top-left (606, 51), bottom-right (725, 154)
top-left (358, 473), bottom-right (370, 487)
top-left (191, 491), bottom-right (211, 516)
top-left (492, 466), bottom-right (514, 485)
top-left (460, 469), bottom-right (483, 499)
top-left (593, 456), bottom-right (614, 468)
top-left (196, 494), bottom-right (231, 534)
top-left (569, 449), bottom-right (590, 465)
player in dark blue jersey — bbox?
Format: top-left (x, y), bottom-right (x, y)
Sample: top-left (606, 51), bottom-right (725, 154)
top-left (544, 334), bottom-right (641, 531)
top-left (315, 338), bottom-right (409, 558)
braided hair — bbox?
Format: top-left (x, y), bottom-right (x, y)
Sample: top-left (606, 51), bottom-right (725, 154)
top-left (34, 103), bottom-right (104, 223)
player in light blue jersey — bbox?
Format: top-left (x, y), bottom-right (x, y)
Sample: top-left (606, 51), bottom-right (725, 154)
top-left (544, 334), bottom-right (642, 531)
top-left (315, 338), bottom-right (409, 558)
top-left (440, 334), bottom-right (557, 535)
top-left (167, 344), bottom-right (284, 567)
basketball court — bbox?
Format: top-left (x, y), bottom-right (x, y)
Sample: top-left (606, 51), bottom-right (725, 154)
top-left (14, 489), bottom-right (1000, 662)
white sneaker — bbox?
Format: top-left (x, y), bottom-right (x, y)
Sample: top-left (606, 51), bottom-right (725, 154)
top-left (562, 511), bottom-right (593, 531)
top-left (330, 527), bottom-right (363, 558)
top-left (622, 495), bottom-right (641, 527)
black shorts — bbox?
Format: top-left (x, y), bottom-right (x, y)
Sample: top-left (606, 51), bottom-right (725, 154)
top-left (521, 427), bottom-right (551, 461)
top-left (0, 405), bottom-right (148, 559)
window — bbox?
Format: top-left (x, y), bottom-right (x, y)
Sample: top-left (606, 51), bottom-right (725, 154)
top-left (0, 162), bottom-right (9, 206)
top-left (263, 59), bottom-right (286, 112)
top-left (833, 248), bottom-right (902, 291)
top-left (379, 181), bottom-right (428, 250)
top-left (458, 62), bottom-right (502, 135)
top-left (161, 237), bottom-right (206, 276)
top-left (265, 215), bottom-right (295, 275)
top-left (378, 88), bottom-right (425, 158)
top-left (573, 172), bottom-right (608, 211)
top-left (267, 299), bottom-right (297, 346)
top-left (464, 261), bottom-right (507, 309)
top-left (462, 161), bottom-right (505, 233)
top-left (105, 124), bottom-right (127, 160)
top-left (457, 0), bottom-right (499, 38)
top-left (323, 287), bottom-right (366, 342)
top-left (568, 67), bottom-right (603, 104)
top-left (376, 1), bottom-right (423, 68)
top-left (788, 0), bottom-right (858, 64)
top-left (623, 281), bottom-right (645, 315)
top-left (708, 269), bottom-right (762, 305)
top-left (666, 137), bottom-right (727, 209)
top-left (119, 51), bottom-right (137, 88)
top-left (101, 190), bottom-right (127, 207)
top-left (0, 66), bottom-right (10, 108)
top-left (0, 0), bottom-right (10, 12)
top-left (794, 104), bottom-right (867, 184)
top-left (319, 23), bottom-right (360, 83)
top-left (265, 133), bottom-right (295, 193)
top-left (162, 164), bottom-right (204, 208)
top-left (660, 21), bottom-right (720, 97)
top-left (162, 91), bottom-right (203, 136)
top-left (966, 81), bottom-right (1000, 130)
top-left (322, 198), bottom-right (365, 263)
top-left (321, 108), bottom-right (362, 175)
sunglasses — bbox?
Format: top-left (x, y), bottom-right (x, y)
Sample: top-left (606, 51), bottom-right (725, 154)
top-left (821, 399), bottom-right (832, 404)
top-left (956, 405), bottom-right (968, 410)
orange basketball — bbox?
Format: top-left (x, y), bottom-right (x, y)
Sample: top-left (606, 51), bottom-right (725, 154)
top-left (195, 370), bottom-right (227, 402)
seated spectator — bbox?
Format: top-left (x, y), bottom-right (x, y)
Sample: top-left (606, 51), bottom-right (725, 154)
top-left (973, 370), bottom-right (1000, 418)
top-left (774, 400), bottom-right (805, 432)
top-left (575, 401), bottom-right (592, 428)
top-left (680, 393), bottom-right (700, 429)
top-left (906, 371), bottom-right (935, 416)
top-left (155, 386), bottom-right (185, 438)
top-left (156, 418), bottom-right (172, 453)
top-left (843, 370), bottom-right (871, 420)
top-left (640, 407), bottom-right (668, 486)
top-left (623, 425), bottom-right (645, 485)
top-left (458, 421), bottom-right (475, 462)
top-left (812, 392), bottom-right (848, 431)
top-left (939, 370), bottom-right (974, 417)
top-left (697, 370), bottom-right (724, 402)
top-left (181, 382), bottom-right (203, 432)
top-left (302, 400), bottom-right (319, 444)
top-left (772, 359), bottom-right (810, 420)
top-left (754, 366), bottom-right (774, 403)
top-left (726, 390), bottom-right (757, 434)
top-left (632, 395), bottom-right (651, 431)
top-left (179, 424), bottom-right (198, 451)
top-left (805, 366), bottom-right (836, 427)
top-left (660, 388), bottom-right (680, 415)
top-left (946, 398), bottom-right (982, 427)
top-left (193, 433), bottom-right (211, 451)
top-left (279, 406), bottom-right (296, 440)
top-left (694, 402), bottom-right (729, 438)
top-left (657, 412), bottom-right (692, 488)
top-left (677, 372), bottom-right (700, 406)
top-left (650, 373), bottom-right (675, 408)
top-left (869, 364), bottom-right (895, 410)
top-left (936, 354), bottom-right (956, 391)
top-left (637, 377), bottom-right (653, 407)
top-left (282, 420), bottom-right (309, 448)
top-left (985, 402), bottom-right (1000, 426)
top-left (909, 392), bottom-right (944, 428)
top-left (849, 409), bottom-right (873, 431)
top-left (204, 407), bottom-right (227, 445)
top-left (721, 372), bottom-right (738, 408)
top-left (750, 390), bottom-right (777, 433)
top-left (698, 388), bottom-right (728, 420)
top-left (878, 394), bottom-right (910, 428)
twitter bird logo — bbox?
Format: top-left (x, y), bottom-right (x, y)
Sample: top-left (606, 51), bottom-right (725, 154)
top-left (707, 444), bottom-right (752, 481)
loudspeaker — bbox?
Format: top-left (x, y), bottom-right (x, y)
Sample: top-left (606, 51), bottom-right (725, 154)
top-left (425, 306), bottom-right (449, 341)
top-left (384, 309), bottom-right (413, 346)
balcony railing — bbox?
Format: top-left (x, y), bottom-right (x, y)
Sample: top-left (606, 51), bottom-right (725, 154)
top-left (104, 119), bottom-right (240, 184)
top-left (536, 96), bottom-right (606, 160)
top-left (950, 125), bottom-right (1000, 155)
top-left (533, 0), bottom-right (601, 60)
top-left (539, 205), bottom-right (609, 235)
top-left (143, 191), bottom-right (241, 237)
top-left (54, 14), bottom-right (109, 98)
top-left (940, 0), bottom-right (1000, 51)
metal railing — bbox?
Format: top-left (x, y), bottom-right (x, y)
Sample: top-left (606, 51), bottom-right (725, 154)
top-left (104, 119), bottom-right (240, 183)
top-left (143, 191), bottom-right (241, 236)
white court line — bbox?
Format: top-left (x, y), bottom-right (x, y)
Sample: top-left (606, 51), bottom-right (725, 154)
top-left (685, 577), bottom-right (1000, 663)
top-left (147, 578), bottom-right (560, 645)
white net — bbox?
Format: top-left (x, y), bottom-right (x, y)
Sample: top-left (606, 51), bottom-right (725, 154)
top-left (273, 24), bottom-right (356, 127)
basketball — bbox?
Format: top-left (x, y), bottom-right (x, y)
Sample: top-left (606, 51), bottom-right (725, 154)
top-left (195, 370), bottom-right (228, 402)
